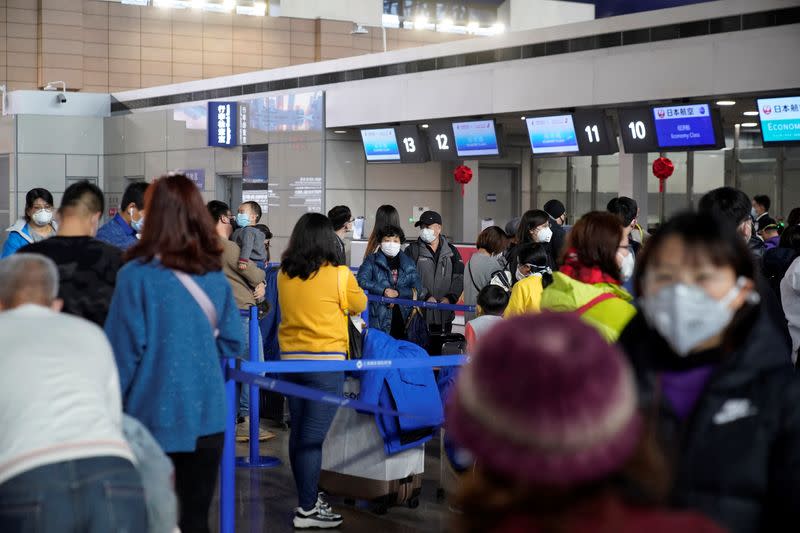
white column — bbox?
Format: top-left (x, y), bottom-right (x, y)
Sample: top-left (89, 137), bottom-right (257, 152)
top-left (618, 151), bottom-right (649, 226)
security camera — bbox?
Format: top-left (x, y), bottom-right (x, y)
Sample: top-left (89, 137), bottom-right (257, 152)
top-left (57, 93), bottom-right (67, 104)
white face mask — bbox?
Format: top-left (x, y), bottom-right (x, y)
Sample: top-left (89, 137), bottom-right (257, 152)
top-left (420, 228), bottom-right (436, 244)
top-left (32, 209), bottom-right (53, 226)
top-left (536, 227), bottom-right (553, 243)
top-left (515, 267), bottom-right (530, 282)
top-left (619, 252), bottom-right (635, 282)
top-left (381, 242), bottom-right (401, 257)
top-left (639, 277), bottom-right (754, 357)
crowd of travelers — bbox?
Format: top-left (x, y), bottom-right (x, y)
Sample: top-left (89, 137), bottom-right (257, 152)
top-left (2, 175), bottom-right (800, 533)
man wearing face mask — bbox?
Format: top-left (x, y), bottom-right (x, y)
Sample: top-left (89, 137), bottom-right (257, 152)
top-left (698, 187), bottom-right (791, 351)
top-left (96, 181), bottom-right (149, 251)
top-left (327, 205), bottom-right (353, 266)
top-left (405, 211), bottom-right (464, 334)
top-left (543, 199), bottom-right (568, 260)
top-left (618, 211), bottom-right (800, 533)
top-left (607, 197), bottom-right (640, 291)
top-left (17, 181), bottom-right (123, 327)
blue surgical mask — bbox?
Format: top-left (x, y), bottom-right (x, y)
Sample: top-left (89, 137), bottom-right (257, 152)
top-left (751, 207), bottom-right (757, 219)
top-left (236, 213), bottom-right (252, 228)
top-left (130, 209), bottom-right (144, 232)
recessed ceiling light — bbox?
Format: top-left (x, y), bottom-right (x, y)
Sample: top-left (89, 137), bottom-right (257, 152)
top-left (333, 130), bottom-right (347, 134)
top-left (520, 116), bottom-right (526, 120)
top-left (421, 124), bottom-right (429, 128)
top-left (716, 100), bottom-right (736, 106)
top-left (740, 122), bottom-right (759, 128)
top-left (743, 111), bottom-right (759, 116)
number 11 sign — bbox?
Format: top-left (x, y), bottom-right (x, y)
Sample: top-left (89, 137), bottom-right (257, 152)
top-left (572, 110), bottom-right (619, 155)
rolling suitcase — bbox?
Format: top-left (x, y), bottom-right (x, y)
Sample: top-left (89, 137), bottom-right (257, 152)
top-left (427, 333), bottom-right (466, 356)
top-left (320, 378), bottom-right (425, 514)
top-left (259, 389), bottom-right (290, 428)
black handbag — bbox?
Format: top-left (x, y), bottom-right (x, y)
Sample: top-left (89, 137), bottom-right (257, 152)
top-left (337, 266), bottom-right (363, 359)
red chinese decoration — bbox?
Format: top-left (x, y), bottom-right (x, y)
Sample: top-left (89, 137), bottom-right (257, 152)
top-left (454, 165), bottom-right (473, 197)
top-left (652, 157), bottom-right (674, 193)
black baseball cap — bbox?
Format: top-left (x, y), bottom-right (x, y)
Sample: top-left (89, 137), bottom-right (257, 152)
top-left (415, 210), bottom-right (442, 227)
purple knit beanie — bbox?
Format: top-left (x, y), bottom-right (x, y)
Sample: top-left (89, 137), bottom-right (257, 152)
top-left (446, 312), bottom-right (642, 486)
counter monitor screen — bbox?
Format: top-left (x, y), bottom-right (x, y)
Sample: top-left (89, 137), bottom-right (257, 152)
top-left (526, 114), bottom-right (580, 155)
top-left (652, 104), bottom-right (717, 148)
top-left (360, 128), bottom-right (401, 162)
top-left (452, 120), bottom-right (500, 157)
top-left (758, 96), bottom-right (800, 144)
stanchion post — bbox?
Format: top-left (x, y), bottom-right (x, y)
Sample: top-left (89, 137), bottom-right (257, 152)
top-left (248, 305), bottom-right (260, 460)
top-left (221, 359), bottom-right (236, 533)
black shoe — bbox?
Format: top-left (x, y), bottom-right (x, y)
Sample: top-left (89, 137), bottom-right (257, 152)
top-left (293, 504), bottom-right (343, 529)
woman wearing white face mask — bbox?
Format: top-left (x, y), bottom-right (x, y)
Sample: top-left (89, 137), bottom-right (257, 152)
top-left (618, 211), bottom-right (800, 533)
top-left (508, 210), bottom-right (556, 276)
top-left (2, 188), bottom-right (58, 258)
top-left (356, 225), bottom-right (423, 337)
top-left (505, 243), bottom-right (554, 316)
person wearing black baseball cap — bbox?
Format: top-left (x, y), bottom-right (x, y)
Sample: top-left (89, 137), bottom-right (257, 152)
top-left (543, 199), bottom-right (568, 261)
top-left (405, 210), bottom-right (464, 333)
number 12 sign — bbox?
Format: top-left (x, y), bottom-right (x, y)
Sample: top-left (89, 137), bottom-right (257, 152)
top-left (424, 122), bottom-right (460, 161)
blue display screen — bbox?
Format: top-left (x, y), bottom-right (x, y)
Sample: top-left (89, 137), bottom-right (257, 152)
top-left (452, 120), bottom-right (499, 157)
top-left (526, 115), bottom-right (580, 154)
top-left (208, 101), bottom-right (238, 147)
top-left (652, 104), bottom-right (716, 148)
top-left (758, 96), bottom-right (800, 143)
top-left (361, 128), bottom-right (401, 161)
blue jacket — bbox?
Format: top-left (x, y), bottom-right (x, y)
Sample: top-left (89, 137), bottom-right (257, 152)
top-left (105, 259), bottom-right (243, 453)
top-left (357, 251), bottom-right (422, 334)
top-left (2, 219), bottom-right (56, 258)
top-left (96, 213), bottom-right (138, 250)
top-left (359, 329), bottom-right (443, 455)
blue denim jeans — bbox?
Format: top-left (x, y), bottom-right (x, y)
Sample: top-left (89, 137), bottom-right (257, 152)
top-left (239, 313), bottom-right (264, 418)
top-left (286, 371), bottom-right (344, 511)
top-left (0, 456), bottom-right (147, 533)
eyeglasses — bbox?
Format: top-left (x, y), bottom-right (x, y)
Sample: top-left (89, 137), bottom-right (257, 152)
top-left (32, 205), bottom-right (53, 212)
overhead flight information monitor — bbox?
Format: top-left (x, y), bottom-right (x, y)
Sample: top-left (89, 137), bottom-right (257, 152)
top-left (758, 96), bottom-right (800, 144)
top-left (572, 110), bottom-right (619, 155)
top-left (617, 107), bottom-right (659, 153)
top-left (360, 128), bottom-right (401, 162)
top-left (652, 103), bottom-right (718, 148)
top-left (425, 121), bottom-right (459, 161)
top-left (526, 115), bottom-right (580, 155)
top-left (394, 125), bottom-right (429, 163)
top-left (452, 120), bottom-right (500, 157)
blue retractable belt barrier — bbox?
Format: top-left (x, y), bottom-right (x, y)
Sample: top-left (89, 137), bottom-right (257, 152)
top-left (239, 354), bottom-right (468, 374)
top-left (235, 306), bottom-right (281, 470)
top-left (365, 294), bottom-right (476, 313)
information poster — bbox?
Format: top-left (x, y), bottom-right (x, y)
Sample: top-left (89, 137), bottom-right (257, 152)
top-left (758, 96), bottom-right (800, 143)
top-left (652, 104), bottom-right (716, 148)
top-left (361, 128), bottom-right (401, 161)
top-left (453, 120), bottom-right (500, 157)
top-left (526, 115), bottom-right (580, 154)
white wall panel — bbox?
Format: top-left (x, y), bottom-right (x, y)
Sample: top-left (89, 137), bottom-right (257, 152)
top-left (326, 189), bottom-right (365, 220)
top-left (124, 153), bottom-right (144, 177)
top-left (145, 151), bottom-right (168, 179)
top-left (104, 116), bottom-right (125, 155)
top-left (17, 154), bottom-right (65, 193)
top-left (66, 155), bottom-right (99, 177)
top-left (365, 190), bottom-right (447, 238)
top-left (17, 116), bottom-right (104, 155)
top-left (214, 147), bottom-right (243, 174)
top-left (326, 140), bottom-right (364, 189)
top-left (124, 111), bottom-right (168, 154)
top-left (366, 161), bottom-right (444, 191)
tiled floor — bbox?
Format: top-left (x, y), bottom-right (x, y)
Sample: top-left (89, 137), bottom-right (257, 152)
top-left (209, 425), bottom-right (456, 533)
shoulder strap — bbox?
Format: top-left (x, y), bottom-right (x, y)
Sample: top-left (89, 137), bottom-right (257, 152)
top-left (467, 261), bottom-right (480, 292)
top-left (576, 292), bottom-right (616, 316)
top-left (336, 265), bottom-right (349, 315)
top-left (173, 270), bottom-right (219, 338)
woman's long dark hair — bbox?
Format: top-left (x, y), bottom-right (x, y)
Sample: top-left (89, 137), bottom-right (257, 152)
top-left (365, 205), bottom-right (401, 259)
top-left (282, 212), bottom-right (341, 279)
top-left (126, 174), bottom-right (222, 274)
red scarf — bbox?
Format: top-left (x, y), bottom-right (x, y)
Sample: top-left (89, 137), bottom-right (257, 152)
top-left (560, 248), bottom-right (620, 285)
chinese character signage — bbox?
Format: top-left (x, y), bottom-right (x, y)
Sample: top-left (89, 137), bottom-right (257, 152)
top-left (183, 168), bottom-right (206, 190)
top-left (208, 101), bottom-right (238, 147)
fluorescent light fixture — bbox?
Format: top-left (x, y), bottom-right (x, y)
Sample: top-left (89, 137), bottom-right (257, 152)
top-left (382, 14), bottom-right (400, 28)
top-left (492, 23), bottom-right (505, 34)
top-left (121, 0), bottom-right (149, 5)
top-left (716, 100), bottom-right (736, 106)
top-left (467, 21), bottom-right (480, 33)
top-left (333, 130), bottom-right (347, 134)
top-left (191, 0), bottom-right (206, 8)
top-left (743, 111), bottom-right (759, 116)
top-left (438, 18), bottom-right (454, 30)
top-left (237, 1), bottom-right (265, 15)
top-left (421, 124), bottom-right (429, 128)
top-left (223, 0), bottom-right (236, 11)
top-left (415, 16), bottom-right (428, 29)
top-left (740, 122), bottom-right (759, 128)
top-left (154, 0), bottom-right (189, 7)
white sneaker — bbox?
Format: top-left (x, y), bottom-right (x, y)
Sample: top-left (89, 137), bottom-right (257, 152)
top-left (316, 492), bottom-right (340, 519)
top-left (292, 503), bottom-right (343, 529)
